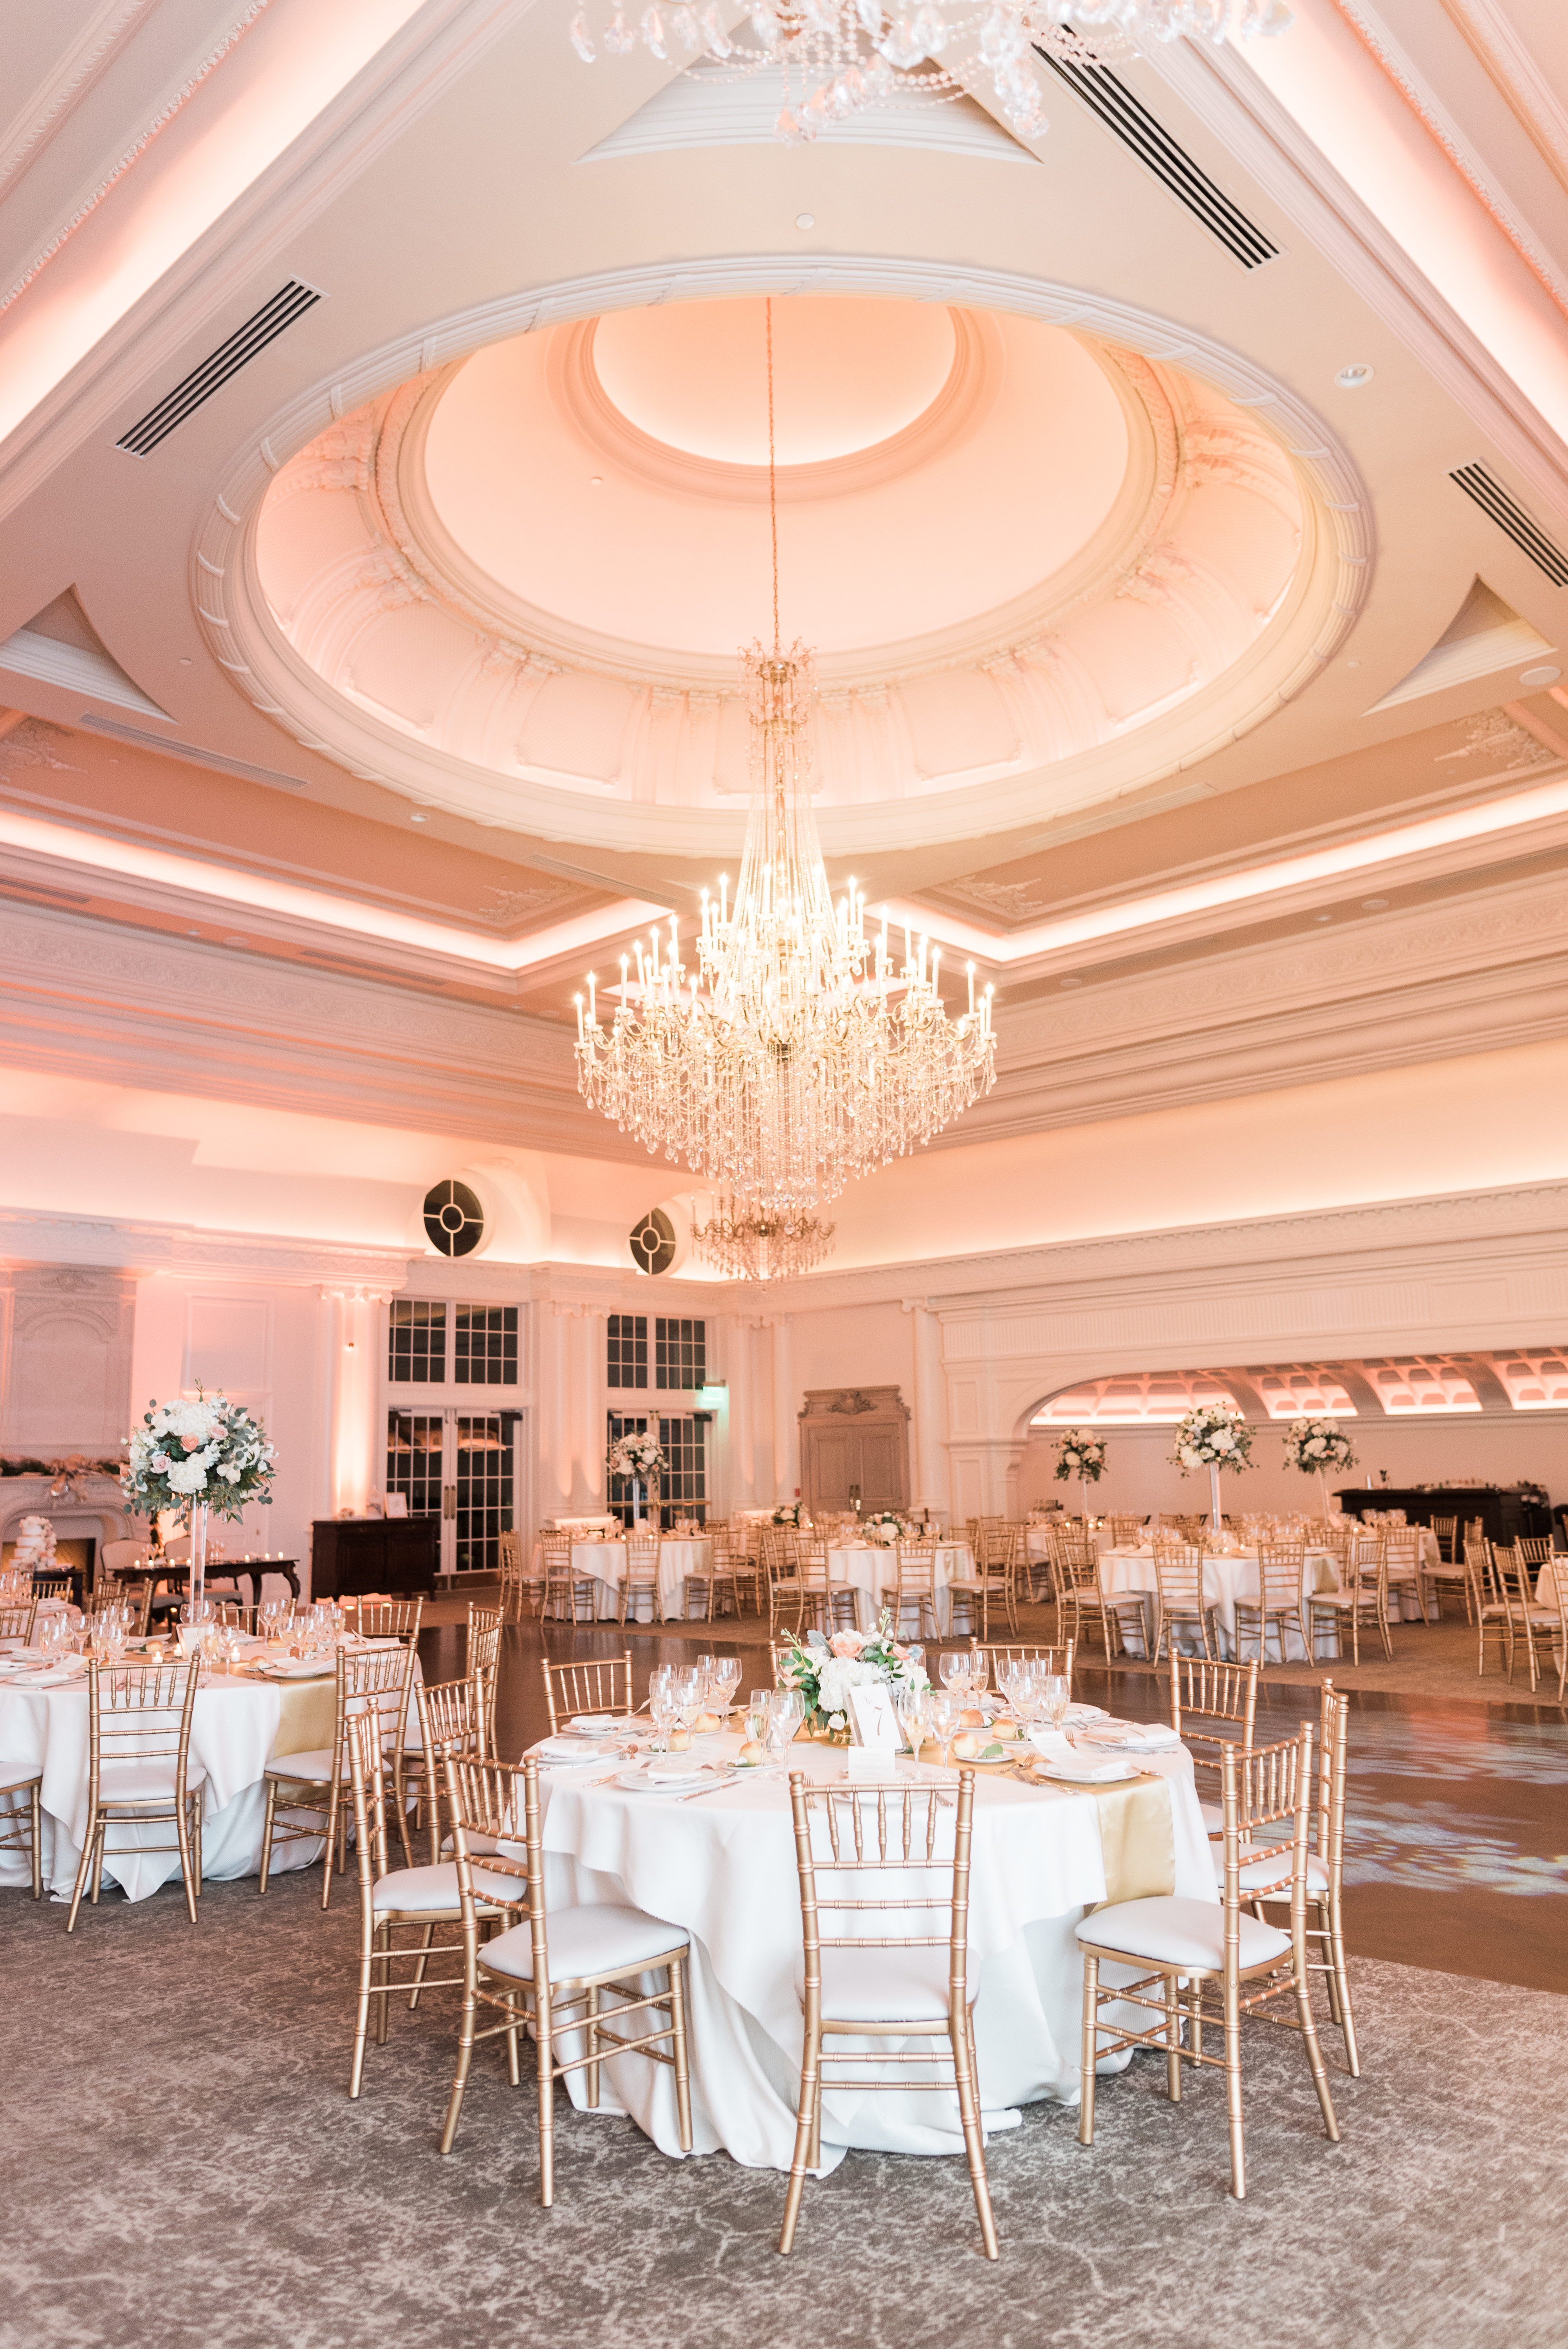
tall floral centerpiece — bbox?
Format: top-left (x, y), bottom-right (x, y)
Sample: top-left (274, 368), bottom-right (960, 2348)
top-left (121, 1386), bottom-right (276, 1609)
top-left (1170, 1402), bottom-right (1253, 1537)
top-left (1053, 1426), bottom-right (1107, 1519)
top-left (777, 1615), bottom-right (930, 1739)
top-left (1282, 1416), bottom-right (1357, 1520)
top-left (608, 1429), bottom-right (666, 1528)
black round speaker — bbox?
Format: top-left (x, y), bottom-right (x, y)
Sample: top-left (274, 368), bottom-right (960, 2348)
top-left (629, 1207), bottom-right (677, 1275)
top-left (424, 1178), bottom-right (484, 1257)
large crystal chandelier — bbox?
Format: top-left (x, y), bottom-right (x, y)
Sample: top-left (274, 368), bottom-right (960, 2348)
top-left (691, 1194), bottom-right (837, 1281)
top-left (570, 1), bottom-right (1291, 146)
top-left (573, 306), bottom-right (996, 1215)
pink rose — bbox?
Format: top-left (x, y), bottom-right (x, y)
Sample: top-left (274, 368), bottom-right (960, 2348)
top-left (181, 1434), bottom-right (202, 1452)
top-left (829, 1633), bottom-right (864, 1659)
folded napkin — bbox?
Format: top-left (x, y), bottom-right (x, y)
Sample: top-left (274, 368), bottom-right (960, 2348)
top-left (535, 1736), bottom-right (613, 1764)
top-left (568, 1714), bottom-right (618, 1734)
top-left (18, 1663), bottom-right (86, 1689)
top-left (1086, 1721), bottom-right (1181, 1752)
top-left (631, 1754), bottom-right (707, 1784)
top-left (1038, 1753), bottom-right (1133, 1784)
top-left (1027, 1727), bottom-right (1077, 1760)
top-left (262, 1657), bottom-right (336, 1679)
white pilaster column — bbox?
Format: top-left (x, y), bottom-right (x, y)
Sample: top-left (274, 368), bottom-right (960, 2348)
top-left (901, 1297), bottom-right (949, 1520)
top-left (575, 1305), bottom-right (608, 1512)
top-left (541, 1305), bottom-right (577, 1519)
top-left (769, 1314), bottom-right (798, 1502)
top-left (323, 1286), bottom-right (380, 1517)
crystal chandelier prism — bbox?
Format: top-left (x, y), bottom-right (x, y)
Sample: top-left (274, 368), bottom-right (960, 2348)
top-left (573, 300), bottom-right (996, 1216)
top-left (691, 1194), bottom-right (837, 1281)
top-left (570, 1), bottom-right (1291, 147)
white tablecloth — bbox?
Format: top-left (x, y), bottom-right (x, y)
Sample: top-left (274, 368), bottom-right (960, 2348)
top-left (533, 1539), bottom-right (716, 1622)
top-left (1099, 1547), bottom-right (1344, 1661)
top-left (530, 1734), bottom-right (1211, 2171)
top-left (824, 1542), bottom-right (971, 1634)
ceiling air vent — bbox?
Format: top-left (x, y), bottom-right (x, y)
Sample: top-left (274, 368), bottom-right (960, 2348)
top-left (115, 280), bottom-right (324, 457)
top-left (1033, 41), bottom-right (1279, 269)
top-left (1449, 464), bottom-right (1568, 589)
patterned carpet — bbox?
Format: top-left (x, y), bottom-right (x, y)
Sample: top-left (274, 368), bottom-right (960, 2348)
top-left (4, 1853), bottom-right (1567, 2347)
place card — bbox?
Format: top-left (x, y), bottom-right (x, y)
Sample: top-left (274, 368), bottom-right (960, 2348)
top-left (848, 1683), bottom-right (901, 1752)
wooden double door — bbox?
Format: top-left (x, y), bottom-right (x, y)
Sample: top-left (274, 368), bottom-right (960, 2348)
top-left (798, 1386), bottom-right (910, 1518)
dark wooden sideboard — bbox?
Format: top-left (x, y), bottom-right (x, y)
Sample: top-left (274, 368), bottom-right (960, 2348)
top-left (309, 1515), bottom-right (440, 1599)
top-left (1336, 1487), bottom-right (1550, 1544)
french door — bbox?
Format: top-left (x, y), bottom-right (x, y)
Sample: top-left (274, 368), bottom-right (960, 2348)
top-left (607, 1410), bottom-right (707, 1530)
top-left (386, 1406), bottom-right (521, 1575)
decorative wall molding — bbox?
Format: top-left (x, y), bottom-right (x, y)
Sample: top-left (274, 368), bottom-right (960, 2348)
top-left (0, 1207), bottom-right (415, 1287)
top-left (0, 1), bottom-right (155, 200)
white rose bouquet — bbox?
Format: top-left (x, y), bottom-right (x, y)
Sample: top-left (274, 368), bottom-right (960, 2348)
top-left (1053, 1428), bottom-right (1107, 1483)
top-left (1169, 1402), bottom-right (1254, 1475)
top-left (121, 1386), bottom-right (275, 1523)
top-left (1282, 1417), bottom-right (1356, 1474)
top-left (772, 1502), bottom-right (805, 1526)
top-left (778, 1613), bottom-right (930, 1735)
top-left (607, 1431), bottom-right (666, 1481)
top-left (863, 1509), bottom-right (913, 1545)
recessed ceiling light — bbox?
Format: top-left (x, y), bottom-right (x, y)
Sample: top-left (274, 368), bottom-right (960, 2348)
top-left (1519, 663), bottom-right (1562, 688)
top-left (1360, 897), bottom-right (1389, 911)
top-left (796, 212), bottom-right (815, 230)
top-left (186, 927), bottom-right (202, 937)
top-left (222, 934), bottom-right (248, 947)
top-left (178, 656), bottom-right (192, 666)
top-left (590, 474), bottom-right (603, 487)
top-left (1314, 913), bottom-right (1333, 923)
top-left (1335, 363), bottom-right (1374, 389)
top-left (1059, 975), bottom-right (1082, 988)
top-left (409, 811), bottom-right (430, 823)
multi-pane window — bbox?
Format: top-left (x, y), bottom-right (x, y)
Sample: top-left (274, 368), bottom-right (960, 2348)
top-left (455, 1304), bottom-right (517, 1386)
top-left (608, 1313), bottom-right (649, 1389)
top-left (655, 1316), bottom-right (706, 1390)
top-left (388, 1301), bottom-right (446, 1383)
top-left (606, 1410), bottom-right (706, 1529)
top-left (453, 1414), bottom-right (513, 1573)
top-left (386, 1412), bottom-right (443, 1512)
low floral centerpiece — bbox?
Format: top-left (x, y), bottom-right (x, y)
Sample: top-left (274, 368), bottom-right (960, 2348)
top-left (777, 1614), bottom-right (931, 1739)
top-left (121, 1386), bottom-right (276, 1606)
top-left (607, 1430), bottom-right (666, 1527)
top-left (1282, 1416), bottom-right (1356, 1517)
top-left (862, 1509), bottom-right (913, 1545)
top-left (1169, 1401), bottom-right (1253, 1534)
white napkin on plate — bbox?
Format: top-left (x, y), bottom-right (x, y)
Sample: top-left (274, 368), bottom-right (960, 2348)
top-left (631, 1754), bottom-right (707, 1784)
top-left (1039, 1754), bottom-right (1133, 1784)
top-left (568, 1715), bottom-right (618, 1734)
top-left (1086, 1721), bottom-right (1181, 1752)
top-left (535, 1736), bottom-right (612, 1764)
top-left (1027, 1727), bottom-right (1076, 1760)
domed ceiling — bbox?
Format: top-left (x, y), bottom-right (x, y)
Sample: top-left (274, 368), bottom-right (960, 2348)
top-left (238, 291), bottom-right (1342, 857)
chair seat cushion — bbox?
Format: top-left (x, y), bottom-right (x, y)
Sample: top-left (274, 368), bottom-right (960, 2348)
top-left (373, 1861), bottom-right (523, 1916)
top-left (1076, 1894), bottom-right (1290, 1972)
top-left (97, 1758), bottom-right (208, 1806)
top-left (265, 1746), bottom-right (341, 1784)
top-left (792, 1939), bottom-right (983, 2022)
top-left (1211, 1846), bottom-right (1329, 1896)
top-left (479, 1903), bottom-right (689, 1985)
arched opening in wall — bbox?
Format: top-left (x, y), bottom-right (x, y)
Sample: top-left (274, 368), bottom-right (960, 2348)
top-left (1018, 1357), bottom-right (1560, 1532)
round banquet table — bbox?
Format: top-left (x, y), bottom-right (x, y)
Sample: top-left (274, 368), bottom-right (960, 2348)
top-left (531, 1538), bottom-right (715, 1622)
top-left (528, 1734), bottom-right (1213, 2172)
top-left (1098, 1546), bottom-right (1345, 1662)
top-left (824, 1541), bottom-right (971, 1633)
top-left (0, 1644), bottom-right (416, 1901)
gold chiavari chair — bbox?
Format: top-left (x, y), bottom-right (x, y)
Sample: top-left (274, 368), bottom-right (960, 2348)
top-left (798, 1538), bottom-right (858, 1635)
top-left (0, 1597), bottom-right (38, 1647)
top-left (0, 1617), bottom-right (43, 1890)
top-left (1430, 1513), bottom-right (1459, 1566)
top-left (978, 1638), bottom-right (1074, 1690)
top-left (498, 1528), bottom-right (543, 1623)
top-left (467, 1603), bottom-right (502, 1757)
top-left (881, 1538), bottom-right (940, 1643)
top-left (1169, 1655), bottom-right (1259, 1835)
top-left (1051, 1531), bottom-right (1144, 1662)
top-left (1247, 1681), bottom-right (1359, 2077)
top-left (618, 1530), bottom-right (664, 1626)
top-left (31, 1570), bottom-right (74, 1603)
top-left (258, 1642), bottom-right (416, 1905)
top-left (1075, 1726), bottom-right (1339, 2199)
top-left (439, 1753), bottom-right (694, 2200)
top-left (209, 1599), bottom-right (260, 1634)
top-left (1517, 1535), bottom-right (1554, 1568)
top-left (401, 1670), bottom-right (489, 1865)
top-left (1494, 1544), bottom-right (1563, 1696)
top-left (779, 1767), bottom-right (996, 2259)
top-left (540, 1649), bottom-right (634, 1733)
top-left (1530, 1558), bottom-right (1568, 1704)
top-left (969, 1523), bottom-right (1023, 1638)
top-left (351, 1596), bottom-right (424, 1644)
top-left (67, 1659), bottom-right (204, 1931)
top-left (345, 1703), bottom-right (527, 2098)
top-left (1233, 1541), bottom-right (1308, 1666)
top-left (541, 1532), bottom-right (597, 1626)
top-left (1379, 1525), bottom-right (1432, 1626)
top-left (686, 1532), bottom-right (743, 1624)
top-left (1465, 1535), bottom-right (1513, 1677)
top-left (729, 1526), bottom-right (765, 1617)
top-left (1150, 1539), bottom-right (1217, 1664)
top-left (1307, 1532), bottom-right (1390, 1666)
top-left (1423, 1525), bottom-right (1472, 1621)
top-left (1107, 1513), bottom-right (1146, 1546)
top-left (764, 1527), bottom-right (806, 1638)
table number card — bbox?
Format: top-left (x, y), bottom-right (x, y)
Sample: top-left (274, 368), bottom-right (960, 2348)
top-left (848, 1684), bottom-right (901, 1752)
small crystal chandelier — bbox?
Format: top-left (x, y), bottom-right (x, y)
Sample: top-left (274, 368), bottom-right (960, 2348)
top-left (574, 307), bottom-right (996, 1212)
top-left (691, 1194), bottom-right (837, 1281)
top-left (570, 1), bottom-right (1291, 147)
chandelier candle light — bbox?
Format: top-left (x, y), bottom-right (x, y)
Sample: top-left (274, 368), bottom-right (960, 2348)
top-left (692, 1193), bottom-right (835, 1282)
top-left (574, 303), bottom-right (996, 1217)
top-left (570, 0), bottom-right (1291, 147)
top-left (1169, 1400), bottom-right (1252, 1538)
top-left (1282, 1415), bottom-right (1357, 1521)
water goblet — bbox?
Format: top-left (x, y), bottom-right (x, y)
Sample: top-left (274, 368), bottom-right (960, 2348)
top-left (1038, 1674), bottom-right (1071, 1737)
top-left (745, 1688), bottom-right (773, 1745)
top-left (925, 1689), bottom-right (956, 1764)
top-left (765, 1687), bottom-right (804, 1760)
top-left (648, 1673), bottom-right (681, 1755)
top-left (711, 1656), bottom-right (741, 1719)
top-left (893, 1682), bottom-right (930, 1762)
top-left (940, 1649), bottom-right (971, 1707)
top-left (967, 1650), bottom-right (990, 1702)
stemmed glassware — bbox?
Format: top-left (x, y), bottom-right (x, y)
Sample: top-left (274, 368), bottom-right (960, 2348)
top-left (709, 1656), bottom-right (741, 1719)
top-left (893, 1682), bottom-right (930, 1763)
top-left (940, 1650), bottom-right (972, 1708)
top-left (926, 1689), bottom-right (956, 1762)
top-left (1038, 1674), bottom-right (1071, 1737)
top-left (745, 1688), bottom-right (773, 1745)
top-left (648, 1664), bottom-right (680, 1754)
top-left (675, 1664), bottom-right (707, 1742)
top-left (763, 1687), bottom-right (803, 1763)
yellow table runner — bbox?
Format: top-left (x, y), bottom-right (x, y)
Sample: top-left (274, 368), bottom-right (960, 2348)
top-left (1088, 1772), bottom-right (1175, 1905)
top-left (269, 1678), bottom-right (337, 1758)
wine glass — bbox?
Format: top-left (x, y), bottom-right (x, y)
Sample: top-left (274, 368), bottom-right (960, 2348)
top-left (745, 1688), bottom-right (773, 1745)
top-left (648, 1671), bottom-right (681, 1754)
top-left (968, 1649), bottom-right (990, 1704)
top-left (926, 1689), bottom-right (956, 1762)
top-left (765, 1687), bottom-right (803, 1761)
top-left (893, 1682), bottom-right (930, 1762)
top-left (940, 1650), bottom-right (971, 1708)
top-left (711, 1656), bottom-right (741, 1719)
top-left (1039, 1674), bottom-right (1071, 1737)
top-left (675, 1665), bottom-right (707, 1740)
